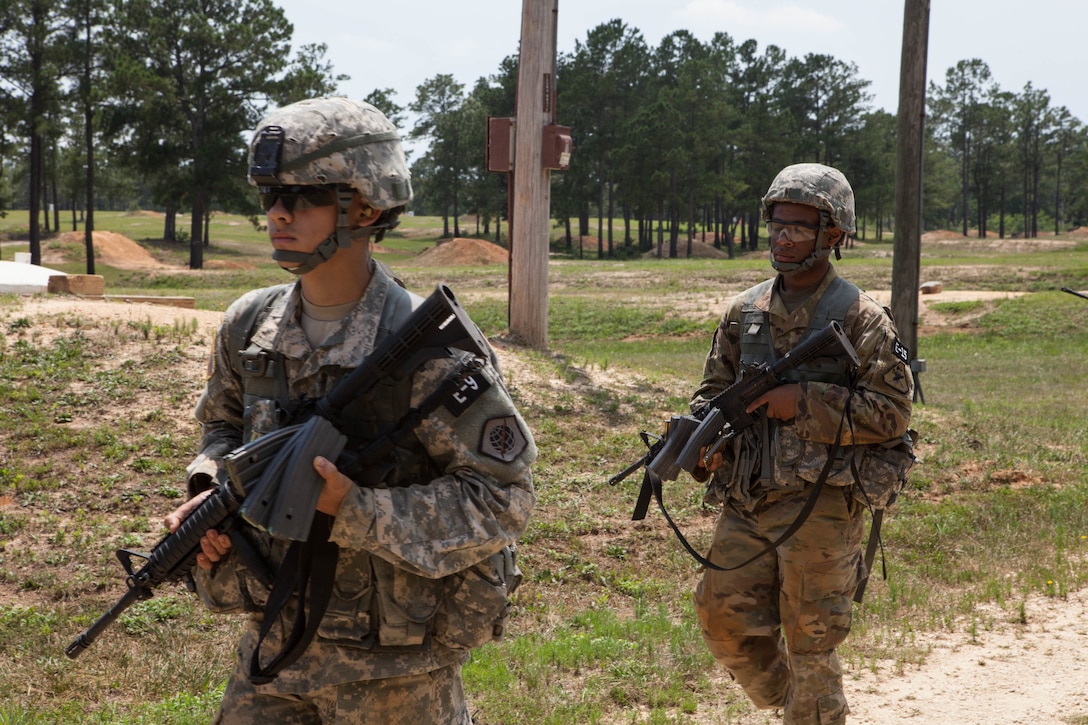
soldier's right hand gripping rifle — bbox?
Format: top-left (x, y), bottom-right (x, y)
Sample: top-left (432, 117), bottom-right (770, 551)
top-left (66, 284), bottom-right (491, 660)
top-left (608, 321), bottom-right (858, 564)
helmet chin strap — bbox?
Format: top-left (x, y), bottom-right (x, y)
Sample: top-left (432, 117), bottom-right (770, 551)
top-left (273, 188), bottom-right (369, 276)
top-left (770, 245), bottom-right (833, 275)
top-left (769, 211), bottom-right (840, 275)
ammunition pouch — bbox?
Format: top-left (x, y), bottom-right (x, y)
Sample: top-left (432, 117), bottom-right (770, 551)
top-left (310, 545), bottom-right (521, 652)
top-left (782, 425), bottom-right (860, 489)
top-left (852, 431), bottom-right (917, 509)
top-left (709, 424), bottom-right (916, 510)
top-left (434, 546), bottom-right (522, 649)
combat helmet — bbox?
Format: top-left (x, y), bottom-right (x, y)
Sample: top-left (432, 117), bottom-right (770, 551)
top-left (760, 163), bottom-right (855, 274)
top-left (248, 96), bottom-right (414, 275)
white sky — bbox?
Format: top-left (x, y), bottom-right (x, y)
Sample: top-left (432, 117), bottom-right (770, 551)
top-left (276, 0), bottom-right (1087, 127)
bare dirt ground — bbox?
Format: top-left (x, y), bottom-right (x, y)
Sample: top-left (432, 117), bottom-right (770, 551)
top-left (663, 586), bottom-right (1088, 725)
top-left (12, 229), bottom-right (1088, 724)
top-left (15, 298), bottom-right (1082, 725)
top-left (846, 588), bottom-right (1088, 725)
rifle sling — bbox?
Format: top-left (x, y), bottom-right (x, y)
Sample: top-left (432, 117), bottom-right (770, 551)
top-left (647, 442), bottom-right (840, 572)
top-left (661, 391), bottom-right (855, 573)
top-left (853, 507), bottom-right (885, 603)
top-left (632, 467), bottom-right (654, 521)
top-left (248, 513), bottom-right (339, 685)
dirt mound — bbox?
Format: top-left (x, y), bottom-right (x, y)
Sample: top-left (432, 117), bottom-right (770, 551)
top-left (203, 259), bottom-right (254, 271)
top-left (921, 229), bottom-right (964, 243)
top-left (48, 231), bottom-right (171, 270)
top-left (413, 237), bottom-right (508, 266)
top-left (371, 242), bottom-right (408, 255)
top-left (562, 236), bottom-right (732, 259)
top-left (642, 240), bottom-right (731, 259)
top-left (920, 231), bottom-right (1075, 252)
top-left (923, 227), bottom-right (1087, 244)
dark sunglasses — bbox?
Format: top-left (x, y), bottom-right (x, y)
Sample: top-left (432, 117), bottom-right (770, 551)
top-left (258, 185), bottom-right (338, 213)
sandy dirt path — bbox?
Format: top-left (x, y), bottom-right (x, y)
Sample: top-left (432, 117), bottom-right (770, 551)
top-left (845, 589), bottom-right (1088, 724)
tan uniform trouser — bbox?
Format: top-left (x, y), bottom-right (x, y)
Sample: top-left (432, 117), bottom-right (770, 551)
top-left (213, 659), bottom-right (471, 725)
top-left (694, 483), bottom-right (865, 725)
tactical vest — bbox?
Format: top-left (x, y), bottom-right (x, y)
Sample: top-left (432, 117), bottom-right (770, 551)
top-left (739, 275), bottom-right (858, 385)
top-left (734, 276), bottom-right (915, 603)
top-left (227, 283), bottom-right (513, 665)
top-left (231, 282), bottom-right (438, 486)
top-left (732, 275), bottom-right (915, 506)
top-left (717, 275), bottom-right (862, 496)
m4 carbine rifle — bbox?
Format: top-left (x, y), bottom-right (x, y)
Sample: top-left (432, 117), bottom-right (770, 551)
top-left (609, 321), bottom-right (859, 524)
top-left (66, 284), bottom-right (491, 660)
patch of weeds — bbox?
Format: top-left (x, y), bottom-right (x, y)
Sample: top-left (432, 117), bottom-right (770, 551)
top-left (0, 605), bottom-right (65, 651)
top-left (605, 543), bottom-right (628, 560)
top-left (0, 467), bottom-right (27, 490)
top-left (119, 489), bottom-right (146, 505)
top-left (93, 428), bottom-right (134, 462)
top-left (584, 387), bottom-right (620, 415)
top-left (613, 576), bottom-right (671, 600)
top-left (0, 511), bottom-right (26, 536)
top-left (127, 317), bottom-right (160, 340)
top-left (6, 316), bottom-right (32, 333)
top-left (119, 595), bottom-right (190, 635)
top-left (141, 433), bottom-right (185, 457)
top-left (120, 516), bottom-right (152, 534)
top-left (155, 484), bottom-right (184, 500)
top-left (929, 300), bottom-right (986, 315)
top-left (131, 457), bottom-right (171, 475)
top-left (99, 472), bottom-right (125, 493)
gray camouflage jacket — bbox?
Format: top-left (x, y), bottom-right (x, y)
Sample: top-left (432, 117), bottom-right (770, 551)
top-left (185, 264), bottom-right (537, 691)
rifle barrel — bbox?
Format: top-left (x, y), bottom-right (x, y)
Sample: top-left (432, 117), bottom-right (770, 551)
top-left (65, 585), bottom-right (144, 659)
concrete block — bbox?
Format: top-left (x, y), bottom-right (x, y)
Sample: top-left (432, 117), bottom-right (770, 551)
top-left (920, 281), bottom-right (943, 294)
top-left (48, 274), bottom-right (105, 296)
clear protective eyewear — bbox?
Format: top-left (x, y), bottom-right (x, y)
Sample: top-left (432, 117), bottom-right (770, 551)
top-left (766, 218), bottom-right (821, 243)
top-left (258, 185), bottom-right (338, 213)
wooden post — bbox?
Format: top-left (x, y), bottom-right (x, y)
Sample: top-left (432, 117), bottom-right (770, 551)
top-left (509, 0), bottom-right (558, 348)
top-left (891, 0), bottom-right (930, 368)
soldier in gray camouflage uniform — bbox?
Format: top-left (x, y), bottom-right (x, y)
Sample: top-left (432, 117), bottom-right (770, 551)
top-left (691, 163), bottom-right (913, 725)
top-left (164, 97), bottom-right (536, 724)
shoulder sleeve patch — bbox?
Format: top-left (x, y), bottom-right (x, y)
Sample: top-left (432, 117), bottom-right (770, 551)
top-left (884, 363), bottom-right (912, 395)
top-left (443, 370), bottom-right (492, 417)
top-left (479, 416), bottom-right (529, 462)
top-left (891, 337), bottom-right (910, 365)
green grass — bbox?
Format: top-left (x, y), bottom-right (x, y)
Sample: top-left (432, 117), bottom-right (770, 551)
top-left (3, 211), bottom-right (1088, 721)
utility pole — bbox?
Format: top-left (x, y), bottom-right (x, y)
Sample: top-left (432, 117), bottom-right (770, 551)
top-left (891, 0), bottom-right (930, 401)
top-left (509, 0), bottom-right (565, 348)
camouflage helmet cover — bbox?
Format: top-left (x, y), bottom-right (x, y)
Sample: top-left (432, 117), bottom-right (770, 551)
top-left (760, 163), bottom-right (856, 234)
top-left (248, 96), bottom-right (413, 210)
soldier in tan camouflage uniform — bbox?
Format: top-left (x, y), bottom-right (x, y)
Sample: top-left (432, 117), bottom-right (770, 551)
top-left (691, 164), bottom-right (913, 725)
top-left (164, 97), bottom-right (536, 724)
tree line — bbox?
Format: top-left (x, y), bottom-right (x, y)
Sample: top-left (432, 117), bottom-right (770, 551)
top-left (410, 20), bottom-right (1088, 259)
top-left (3, 8), bottom-right (1086, 269)
top-left (0, 0), bottom-right (342, 270)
